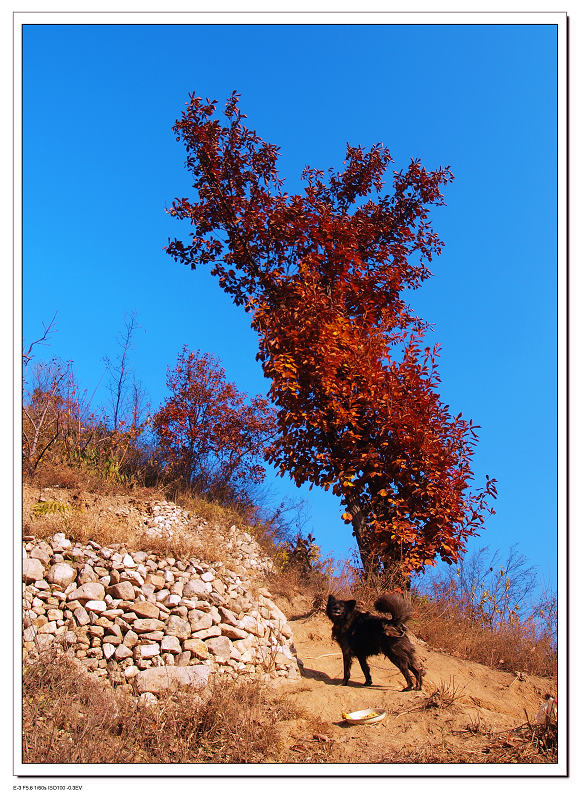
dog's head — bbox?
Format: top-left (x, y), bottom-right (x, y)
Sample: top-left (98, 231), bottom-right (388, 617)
top-left (326, 594), bottom-right (356, 621)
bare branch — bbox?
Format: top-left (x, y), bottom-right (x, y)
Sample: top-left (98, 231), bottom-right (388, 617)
top-left (22, 313), bottom-right (58, 366)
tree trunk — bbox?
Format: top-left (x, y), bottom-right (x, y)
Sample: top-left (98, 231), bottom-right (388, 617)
top-left (346, 499), bottom-right (411, 589)
top-left (347, 500), bottom-right (379, 575)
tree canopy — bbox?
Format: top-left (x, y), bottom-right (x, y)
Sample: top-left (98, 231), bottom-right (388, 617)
top-left (166, 91), bottom-right (496, 576)
top-left (153, 346), bottom-right (276, 501)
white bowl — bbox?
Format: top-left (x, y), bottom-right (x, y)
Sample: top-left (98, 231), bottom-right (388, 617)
top-left (342, 708), bottom-right (386, 725)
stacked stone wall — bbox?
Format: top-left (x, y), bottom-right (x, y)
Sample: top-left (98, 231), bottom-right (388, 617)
top-left (22, 503), bottom-right (300, 702)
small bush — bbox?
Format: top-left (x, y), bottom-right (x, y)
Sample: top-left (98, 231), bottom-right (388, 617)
top-left (22, 651), bottom-right (297, 764)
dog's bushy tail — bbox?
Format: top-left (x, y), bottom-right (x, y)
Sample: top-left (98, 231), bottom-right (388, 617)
top-left (374, 593), bottom-right (413, 626)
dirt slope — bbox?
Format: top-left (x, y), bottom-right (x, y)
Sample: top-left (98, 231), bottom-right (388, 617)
top-left (22, 485), bottom-right (556, 764)
top-left (274, 610), bottom-right (556, 763)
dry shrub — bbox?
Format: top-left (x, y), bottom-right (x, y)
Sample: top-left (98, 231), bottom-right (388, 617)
top-left (421, 677), bottom-right (465, 710)
top-left (170, 490), bottom-right (250, 531)
top-left (22, 650), bottom-right (297, 764)
top-left (23, 501), bottom-right (142, 553)
top-left (412, 593), bottom-right (556, 677)
top-left (28, 461), bottom-right (132, 496)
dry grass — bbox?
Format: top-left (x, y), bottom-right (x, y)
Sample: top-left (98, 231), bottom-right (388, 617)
top-left (22, 649), bottom-right (303, 764)
top-left (412, 594), bottom-right (556, 678)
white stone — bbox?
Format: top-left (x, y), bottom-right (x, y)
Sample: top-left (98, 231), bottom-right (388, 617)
top-left (137, 692), bottom-right (158, 708)
top-left (161, 635), bottom-right (182, 654)
top-left (114, 643), bottom-right (133, 660)
top-left (102, 643), bottom-right (116, 660)
top-left (68, 582), bottom-right (106, 603)
top-left (134, 664), bottom-right (211, 695)
top-left (138, 643), bottom-right (160, 658)
top-left (165, 594), bottom-right (182, 608)
top-left (51, 532), bottom-right (72, 550)
top-left (23, 558), bottom-right (44, 583)
top-left (47, 562), bottom-right (76, 589)
top-left (85, 600), bottom-right (107, 613)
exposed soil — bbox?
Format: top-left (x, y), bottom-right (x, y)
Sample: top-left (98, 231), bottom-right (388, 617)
top-left (273, 609), bottom-right (556, 764)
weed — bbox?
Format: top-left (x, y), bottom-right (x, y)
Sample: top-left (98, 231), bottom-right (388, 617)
top-left (32, 500), bottom-right (73, 518)
top-left (22, 651), bottom-right (299, 764)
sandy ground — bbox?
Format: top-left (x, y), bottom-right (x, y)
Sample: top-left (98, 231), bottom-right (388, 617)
top-left (274, 610), bottom-right (556, 764)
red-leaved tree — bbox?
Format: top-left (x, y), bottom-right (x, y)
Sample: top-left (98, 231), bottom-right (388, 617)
top-left (166, 92), bottom-right (497, 576)
top-left (153, 346), bottom-right (276, 501)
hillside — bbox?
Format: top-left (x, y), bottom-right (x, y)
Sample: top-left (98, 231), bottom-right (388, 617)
top-left (21, 484), bottom-right (557, 767)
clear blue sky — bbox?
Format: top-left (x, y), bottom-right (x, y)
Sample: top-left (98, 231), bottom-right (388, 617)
top-left (22, 23), bottom-right (558, 590)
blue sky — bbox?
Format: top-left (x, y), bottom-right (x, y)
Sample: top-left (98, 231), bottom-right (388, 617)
top-left (22, 23), bottom-right (558, 591)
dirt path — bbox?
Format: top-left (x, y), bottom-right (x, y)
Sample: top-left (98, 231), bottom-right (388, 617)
top-left (274, 612), bottom-right (556, 763)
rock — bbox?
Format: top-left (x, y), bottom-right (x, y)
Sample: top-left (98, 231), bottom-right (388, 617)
top-left (85, 600), bottom-right (107, 613)
top-left (123, 570), bottom-right (145, 587)
top-left (123, 630), bottom-right (139, 647)
top-left (29, 542), bottom-right (53, 564)
top-left (102, 643), bottom-right (116, 660)
top-left (188, 625), bottom-right (221, 640)
top-left (78, 565), bottom-right (99, 585)
top-left (165, 594), bottom-right (182, 608)
top-left (220, 623), bottom-right (247, 640)
top-left (132, 618), bottom-right (165, 634)
top-left (145, 574), bottom-right (165, 589)
top-left (219, 606), bottom-right (239, 626)
top-left (161, 635), bottom-right (182, 654)
top-left (134, 665), bottom-right (211, 695)
top-left (132, 601), bottom-right (160, 619)
top-left (136, 643), bottom-right (160, 659)
top-left (68, 582), bottom-right (106, 603)
top-left (51, 532), bottom-right (72, 551)
top-left (47, 563), bottom-right (76, 589)
top-left (183, 579), bottom-right (210, 598)
top-left (122, 554), bottom-right (136, 568)
top-left (23, 558), bottom-right (44, 583)
top-left (188, 610), bottom-right (214, 632)
top-left (37, 621), bottom-right (58, 635)
top-left (165, 615), bottom-right (191, 640)
top-left (238, 614), bottom-right (260, 635)
top-left (115, 643), bottom-right (133, 660)
top-left (73, 606), bottom-right (91, 626)
top-left (137, 692), bottom-right (158, 708)
top-left (205, 636), bottom-right (232, 664)
top-left (108, 581), bottom-right (136, 601)
top-left (183, 639), bottom-right (210, 658)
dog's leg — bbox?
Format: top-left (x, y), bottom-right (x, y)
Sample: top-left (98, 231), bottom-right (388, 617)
top-left (410, 662), bottom-right (424, 690)
top-left (357, 655), bottom-right (373, 686)
top-left (341, 649), bottom-right (353, 686)
top-left (399, 662), bottom-right (415, 691)
top-left (387, 652), bottom-right (415, 691)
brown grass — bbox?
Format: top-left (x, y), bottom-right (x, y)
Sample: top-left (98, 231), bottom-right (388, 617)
top-left (22, 649), bottom-right (303, 764)
top-left (412, 593), bottom-right (556, 678)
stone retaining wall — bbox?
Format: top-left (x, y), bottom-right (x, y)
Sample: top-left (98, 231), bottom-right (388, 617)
top-left (22, 510), bottom-right (300, 704)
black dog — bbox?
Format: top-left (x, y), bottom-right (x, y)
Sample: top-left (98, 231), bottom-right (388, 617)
top-left (326, 593), bottom-right (424, 690)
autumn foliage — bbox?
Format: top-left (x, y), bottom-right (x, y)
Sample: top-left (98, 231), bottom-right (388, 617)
top-left (166, 91), bottom-right (497, 576)
top-left (152, 347), bottom-right (276, 500)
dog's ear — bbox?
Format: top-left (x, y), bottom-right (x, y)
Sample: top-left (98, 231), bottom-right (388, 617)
top-left (327, 594), bottom-right (335, 602)
top-left (345, 600), bottom-right (357, 612)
